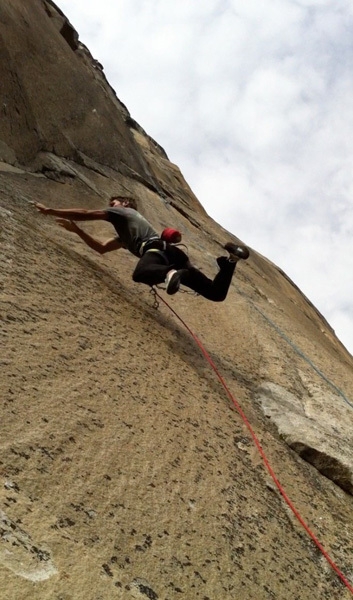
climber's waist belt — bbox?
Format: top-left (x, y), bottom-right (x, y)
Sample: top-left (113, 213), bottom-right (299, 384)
top-left (139, 238), bottom-right (166, 256)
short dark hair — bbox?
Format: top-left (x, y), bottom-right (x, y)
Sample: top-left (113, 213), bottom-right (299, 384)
top-left (109, 195), bottom-right (138, 210)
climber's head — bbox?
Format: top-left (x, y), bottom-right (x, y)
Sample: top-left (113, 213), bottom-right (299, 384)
top-left (109, 196), bottom-right (137, 210)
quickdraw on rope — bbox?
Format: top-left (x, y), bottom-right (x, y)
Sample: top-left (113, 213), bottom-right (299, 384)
top-left (150, 285), bottom-right (198, 310)
top-left (152, 287), bottom-right (353, 596)
top-left (150, 286), bottom-right (160, 310)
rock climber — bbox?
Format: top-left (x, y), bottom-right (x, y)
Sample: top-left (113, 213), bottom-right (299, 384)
top-left (34, 195), bottom-right (249, 301)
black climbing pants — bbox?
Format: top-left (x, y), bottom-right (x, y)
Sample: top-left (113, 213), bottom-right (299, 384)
top-left (132, 243), bottom-right (236, 302)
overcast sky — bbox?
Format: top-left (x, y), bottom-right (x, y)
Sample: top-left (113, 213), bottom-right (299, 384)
top-left (57, 0), bottom-right (353, 356)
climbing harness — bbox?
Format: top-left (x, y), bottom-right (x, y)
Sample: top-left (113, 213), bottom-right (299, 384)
top-left (138, 237), bottom-right (164, 256)
top-left (152, 287), bottom-right (353, 596)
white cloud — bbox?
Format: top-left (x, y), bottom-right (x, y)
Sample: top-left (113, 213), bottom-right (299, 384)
top-left (58, 0), bottom-right (353, 355)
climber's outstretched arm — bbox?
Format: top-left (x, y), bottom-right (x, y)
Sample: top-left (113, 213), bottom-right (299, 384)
top-left (56, 219), bottom-right (124, 254)
top-left (35, 203), bottom-right (107, 221)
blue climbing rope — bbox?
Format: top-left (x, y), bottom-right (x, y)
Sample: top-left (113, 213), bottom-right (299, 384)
top-left (236, 288), bottom-right (353, 410)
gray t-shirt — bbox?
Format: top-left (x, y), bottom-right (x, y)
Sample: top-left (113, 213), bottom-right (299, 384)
top-left (105, 207), bottom-right (159, 257)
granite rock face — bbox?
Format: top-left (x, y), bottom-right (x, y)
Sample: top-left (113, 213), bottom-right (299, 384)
top-left (1, 2), bottom-right (353, 599)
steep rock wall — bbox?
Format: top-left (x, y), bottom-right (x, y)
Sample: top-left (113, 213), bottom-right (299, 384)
top-left (1, 2), bottom-right (353, 599)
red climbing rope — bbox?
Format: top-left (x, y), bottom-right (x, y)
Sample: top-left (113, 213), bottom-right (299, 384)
top-left (154, 289), bottom-right (353, 596)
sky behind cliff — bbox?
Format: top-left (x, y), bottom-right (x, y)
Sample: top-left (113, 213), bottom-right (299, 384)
top-left (58, 0), bottom-right (353, 356)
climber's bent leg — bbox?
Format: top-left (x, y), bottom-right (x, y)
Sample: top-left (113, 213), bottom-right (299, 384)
top-left (180, 258), bottom-right (236, 302)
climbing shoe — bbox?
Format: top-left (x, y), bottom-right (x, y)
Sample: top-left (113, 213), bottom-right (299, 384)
top-left (165, 269), bottom-right (181, 295)
top-left (224, 242), bottom-right (250, 261)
